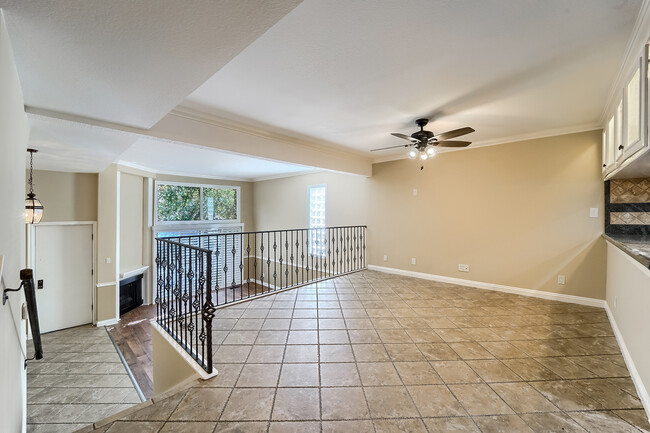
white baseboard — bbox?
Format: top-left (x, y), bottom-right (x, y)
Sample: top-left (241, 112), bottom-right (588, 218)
top-left (96, 318), bottom-right (120, 327)
top-left (604, 302), bottom-right (650, 422)
top-left (367, 265), bottom-right (606, 308)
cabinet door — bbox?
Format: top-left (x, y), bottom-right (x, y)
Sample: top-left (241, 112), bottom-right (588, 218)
top-left (607, 115), bottom-right (616, 170)
top-left (622, 56), bottom-right (645, 158)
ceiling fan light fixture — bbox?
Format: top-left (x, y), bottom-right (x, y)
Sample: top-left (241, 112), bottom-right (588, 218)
top-left (408, 149), bottom-right (418, 159)
top-left (426, 146), bottom-right (437, 157)
top-left (419, 151), bottom-right (428, 161)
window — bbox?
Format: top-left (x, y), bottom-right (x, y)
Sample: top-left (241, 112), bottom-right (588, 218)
top-left (155, 181), bottom-right (240, 224)
top-left (308, 185), bottom-right (326, 256)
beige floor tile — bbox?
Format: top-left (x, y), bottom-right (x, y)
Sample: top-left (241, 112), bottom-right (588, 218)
top-left (450, 342), bottom-right (495, 360)
top-left (423, 417), bottom-right (481, 432)
top-left (223, 331), bottom-right (259, 345)
top-left (246, 345), bottom-right (285, 363)
top-left (283, 345), bottom-right (318, 363)
top-left (272, 388), bottom-right (320, 420)
top-left (105, 421), bottom-right (164, 432)
top-left (534, 357), bottom-right (597, 379)
top-left (220, 388), bottom-right (275, 421)
top-left (352, 344), bottom-right (390, 362)
top-left (374, 418), bottom-right (428, 433)
top-left (214, 345), bottom-right (253, 363)
top-left (269, 421), bottom-right (320, 433)
top-left (431, 360), bottom-right (482, 384)
top-left (348, 329), bottom-right (381, 344)
top-left (408, 385), bottom-right (467, 417)
top-left (364, 386), bottom-right (419, 418)
top-left (479, 341), bottom-right (528, 359)
top-left (320, 363), bottom-right (361, 386)
top-left (568, 411), bottom-right (641, 433)
top-left (357, 362), bottom-right (402, 386)
top-left (472, 415), bottom-right (535, 433)
top-left (169, 388), bottom-right (230, 421)
top-left (393, 362), bottom-right (442, 385)
top-left (449, 383), bottom-right (513, 416)
top-left (322, 420), bottom-right (374, 433)
top-left (573, 379), bottom-right (643, 409)
top-left (236, 364), bottom-right (281, 387)
top-left (520, 412), bottom-right (588, 433)
top-left (319, 330), bottom-right (350, 344)
top-left (377, 329), bottom-right (412, 343)
top-left (530, 380), bottom-right (601, 411)
top-left (490, 382), bottom-right (558, 413)
top-left (321, 387), bottom-right (369, 419)
top-left (279, 363), bottom-right (319, 387)
top-left (466, 359), bottom-right (522, 382)
top-left (500, 358), bottom-right (560, 381)
top-left (612, 409), bottom-right (650, 432)
top-left (255, 331), bottom-right (288, 345)
top-left (287, 330), bottom-right (318, 345)
top-left (159, 421), bottom-right (217, 432)
top-left (405, 328), bottom-right (442, 343)
top-left (214, 421), bottom-right (267, 432)
top-left (320, 345), bottom-right (354, 363)
top-left (385, 343), bottom-right (426, 361)
top-left (417, 343), bottom-right (460, 361)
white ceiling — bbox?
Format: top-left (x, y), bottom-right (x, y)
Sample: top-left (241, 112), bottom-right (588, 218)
top-left (2, 0), bottom-right (645, 175)
top-left (117, 138), bottom-right (317, 181)
top-left (183, 0), bottom-right (642, 157)
top-left (1, 0), bottom-right (301, 128)
top-left (27, 114), bottom-right (314, 181)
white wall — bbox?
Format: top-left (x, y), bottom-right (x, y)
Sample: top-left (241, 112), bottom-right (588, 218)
top-left (0, 9), bottom-right (30, 432)
top-left (606, 242), bottom-right (650, 419)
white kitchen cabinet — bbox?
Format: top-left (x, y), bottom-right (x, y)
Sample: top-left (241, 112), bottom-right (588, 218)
top-left (603, 45), bottom-right (649, 179)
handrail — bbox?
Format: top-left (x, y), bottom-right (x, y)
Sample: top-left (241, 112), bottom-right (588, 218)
top-left (155, 225), bottom-right (366, 373)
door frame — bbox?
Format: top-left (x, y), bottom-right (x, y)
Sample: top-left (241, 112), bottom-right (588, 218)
top-left (27, 221), bottom-right (98, 325)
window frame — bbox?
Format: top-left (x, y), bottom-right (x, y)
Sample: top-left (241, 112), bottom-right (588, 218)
top-left (154, 180), bottom-right (241, 227)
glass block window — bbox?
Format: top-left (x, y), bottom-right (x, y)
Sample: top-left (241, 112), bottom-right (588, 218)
top-left (308, 185), bottom-right (327, 257)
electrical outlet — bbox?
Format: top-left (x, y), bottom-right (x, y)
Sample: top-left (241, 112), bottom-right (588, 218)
top-left (105, 257), bottom-right (111, 264)
top-left (412, 188), bottom-right (418, 196)
top-left (411, 258), bottom-right (416, 265)
top-left (589, 208), bottom-right (598, 218)
top-left (458, 264), bottom-right (470, 272)
top-left (383, 255), bottom-right (388, 262)
top-left (558, 275), bottom-right (566, 285)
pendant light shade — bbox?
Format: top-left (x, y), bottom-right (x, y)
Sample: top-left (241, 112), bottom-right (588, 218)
top-left (24, 149), bottom-right (44, 224)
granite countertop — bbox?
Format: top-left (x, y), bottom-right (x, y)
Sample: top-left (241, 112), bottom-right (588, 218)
top-left (603, 233), bottom-right (650, 269)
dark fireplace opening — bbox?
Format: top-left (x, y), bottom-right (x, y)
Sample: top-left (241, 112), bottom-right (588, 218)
top-left (120, 274), bottom-right (143, 316)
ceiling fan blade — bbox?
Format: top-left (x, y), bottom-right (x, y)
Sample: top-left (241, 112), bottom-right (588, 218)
top-left (391, 132), bottom-right (418, 142)
top-left (436, 141), bottom-right (471, 148)
top-left (370, 144), bottom-right (412, 152)
top-left (432, 127), bottom-right (475, 141)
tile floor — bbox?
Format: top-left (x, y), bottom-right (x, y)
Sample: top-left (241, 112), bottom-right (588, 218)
top-left (27, 325), bottom-right (142, 432)
top-left (87, 270), bottom-right (649, 432)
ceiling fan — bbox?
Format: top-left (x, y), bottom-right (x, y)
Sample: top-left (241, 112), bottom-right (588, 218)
top-left (371, 118), bottom-right (474, 161)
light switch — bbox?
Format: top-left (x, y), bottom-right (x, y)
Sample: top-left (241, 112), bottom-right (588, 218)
top-left (589, 208), bottom-right (598, 218)
top-left (105, 257), bottom-right (111, 264)
top-left (412, 189), bottom-right (418, 196)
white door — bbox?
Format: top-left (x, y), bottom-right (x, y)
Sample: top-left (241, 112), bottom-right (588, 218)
top-left (33, 224), bottom-right (93, 333)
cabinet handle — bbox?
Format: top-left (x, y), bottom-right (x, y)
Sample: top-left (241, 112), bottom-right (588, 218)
top-left (619, 145), bottom-right (624, 150)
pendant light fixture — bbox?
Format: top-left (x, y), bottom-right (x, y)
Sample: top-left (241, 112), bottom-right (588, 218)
top-left (24, 149), bottom-right (44, 224)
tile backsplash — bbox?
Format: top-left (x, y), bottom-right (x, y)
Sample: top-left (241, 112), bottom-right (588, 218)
top-left (610, 178), bottom-right (650, 203)
top-left (606, 178), bottom-right (650, 234)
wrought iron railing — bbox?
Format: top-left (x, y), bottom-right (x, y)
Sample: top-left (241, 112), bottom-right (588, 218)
top-left (155, 226), bottom-right (366, 372)
top-left (155, 239), bottom-right (215, 373)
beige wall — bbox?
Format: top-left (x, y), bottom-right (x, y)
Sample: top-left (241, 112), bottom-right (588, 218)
top-left (0, 11), bottom-right (29, 432)
top-left (254, 130), bottom-right (606, 299)
top-left (30, 170), bottom-right (98, 222)
top-left (606, 242), bottom-right (650, 413)
top-left (156, 174), bottom-right (254, 232)
top-left (120, 172), bottom-right (144, 272)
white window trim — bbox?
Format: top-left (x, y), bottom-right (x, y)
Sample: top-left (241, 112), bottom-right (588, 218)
top-left (154, 180), bottom-right (241, 227)
top-left (308, 184), bottom-right (327, 257)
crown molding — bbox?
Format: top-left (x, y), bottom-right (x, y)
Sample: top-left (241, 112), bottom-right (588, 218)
top-left (599, 0), bottom-right (650, 125)
top-left (371, 123), bottom-right (601, 164)
top-left (170, 106), bottom-right (369, 159)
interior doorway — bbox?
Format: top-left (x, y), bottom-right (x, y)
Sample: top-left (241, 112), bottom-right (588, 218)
top-left (28, 222), bottom-right (95, 333)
